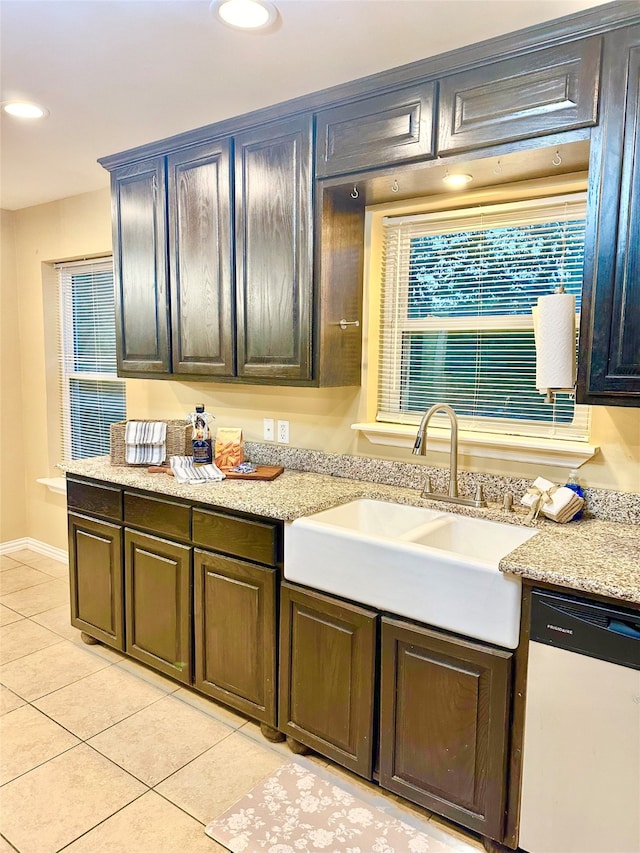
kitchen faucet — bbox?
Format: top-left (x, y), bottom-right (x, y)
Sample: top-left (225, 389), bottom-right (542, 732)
top-left (412, 403), bottom-right (486, 507)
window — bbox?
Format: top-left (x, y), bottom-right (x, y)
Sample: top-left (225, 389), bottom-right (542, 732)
top-left (377, 194), bottom-right (590, 442)
top-left (58, 258), bottom-right (126, 460)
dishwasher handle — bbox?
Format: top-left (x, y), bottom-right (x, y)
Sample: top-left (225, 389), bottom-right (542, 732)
top-left (609, 618), bottom-right (640, 640)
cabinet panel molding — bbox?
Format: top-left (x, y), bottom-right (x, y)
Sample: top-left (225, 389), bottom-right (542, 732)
top-left (380, 617), bottom-right (512, 842)
top-left (194, 549), bottom-right (277, 724)
top-left (235, 116), bottom-right (313, 380)
top-left (111, 157), bottom-right (171, 374)
top-left (168, 140), bottom-right (235, 376)
top-left (438, 37), bottom-right (601, 154)
top-left (578, 25), bottom-right (640, 403)
top-left (68, 512), bottom-right (124, 651)
top-left (279, 583), bottom-right (377, 778)
top-left (316, 82), bottom-right (436, 177)
top-left (124, 528), bottom-right (192, 683)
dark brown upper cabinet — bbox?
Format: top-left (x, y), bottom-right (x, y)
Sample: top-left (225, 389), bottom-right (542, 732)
top-left (167, 139), bottom-right (234, 377)
top-left (235, 116), bottom-right (313, 381)
top-left (111, 157), bottom-right (171, 374)
top-left (438, 37), bottom-right (601, 154)
top-left (379, 617), bottom-right (512, 842)
top-left (315, 82), bottom-right (436, 178)
top-left (578, 25), bottom-right (640, 405)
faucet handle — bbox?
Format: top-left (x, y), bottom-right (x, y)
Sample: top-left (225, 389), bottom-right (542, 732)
top-left (474, 483), bottom-right (485, 503)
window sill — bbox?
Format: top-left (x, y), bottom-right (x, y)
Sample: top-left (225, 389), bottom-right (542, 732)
top-left (351, 422), bottom-right (598, 469)
top-left (36, 477), bottom-right (67, 496)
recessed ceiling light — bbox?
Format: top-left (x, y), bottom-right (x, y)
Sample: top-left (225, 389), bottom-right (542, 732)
top-left (214, 0), bottom-right (278, 30)
top-left (442, 173), bottom-right (473, 189)
top-left (2, 101), bottom-right (49, 119)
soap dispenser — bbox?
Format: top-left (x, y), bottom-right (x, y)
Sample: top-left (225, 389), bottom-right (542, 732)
top-left (564, 469), bottom-right (584, 520)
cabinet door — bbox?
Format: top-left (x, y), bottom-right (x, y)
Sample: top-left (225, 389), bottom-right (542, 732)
top-left (235, 116), bottom-right (313, 381)
top-left (578, 25), bottom-right (640, 404)
top-left (111, 157), bottom-right (171, 374)
top-left (68, 512), bottom-right (124, 651)
top-left (438, 37), bottom-right (601, 154)
top-left (315, 82), bottom-right (436, 177)
top-left (380, 617), bottom-right (512, 842)
top-left (124, 529), bottom-right (192, 683)
top-left (194, 549), bottom-right (277, 724)
top-left (168, 140), bottom-right (234, 376)
top-left (279, 583), bottom-right (377, 778)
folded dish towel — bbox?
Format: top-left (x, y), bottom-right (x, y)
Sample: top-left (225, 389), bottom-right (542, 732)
top-left (170, 455), bottom-right (226, 485)
top-left (125, 421), bottom-right (167, 465)
top-left (520, 475), bottom-right (584, 523)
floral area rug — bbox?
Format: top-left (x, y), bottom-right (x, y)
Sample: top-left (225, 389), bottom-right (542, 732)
top-left (205, 761), bottom-right (471, 853)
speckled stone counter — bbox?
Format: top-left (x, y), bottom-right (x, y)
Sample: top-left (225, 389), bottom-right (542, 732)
top-left (60, 456), bottom-right (639, 606)
top-left (500, 519), bottom-right (640, 605)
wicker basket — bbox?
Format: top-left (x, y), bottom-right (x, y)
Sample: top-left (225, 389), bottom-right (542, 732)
top-left (110, 420), bottom-right (192, 466)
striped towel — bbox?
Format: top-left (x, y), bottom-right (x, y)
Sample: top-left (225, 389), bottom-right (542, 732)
top-left (170, 455), bottom-right (226, 485)
top-left (125, 421), bottom-right (167, 465)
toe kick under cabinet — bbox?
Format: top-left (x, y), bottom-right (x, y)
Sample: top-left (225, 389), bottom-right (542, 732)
top-left (66, 475), bottom-right (281, 726)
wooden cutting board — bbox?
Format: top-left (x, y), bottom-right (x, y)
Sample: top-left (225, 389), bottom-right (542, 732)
top-left (223, 465), bottom-right (284, 481)
top-left (148, 465), bottom-right (284, 481)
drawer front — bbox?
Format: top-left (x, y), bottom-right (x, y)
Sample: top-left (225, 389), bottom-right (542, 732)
top-left (124, 491), bottom-right (191, 541)
top-left (192, 508), bottom-right (278, 566)
top-left (438, 37), bottom-right (601, 154)
top-left (67, 477), bottom-right (122, 521)
top-left (316, 82), bottom-right (436, 177)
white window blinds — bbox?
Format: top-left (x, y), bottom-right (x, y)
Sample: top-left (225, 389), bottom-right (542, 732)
top-left (378, 194), bottom-right (590, 441)
top-left (57, 258), bottom-right (126, 460)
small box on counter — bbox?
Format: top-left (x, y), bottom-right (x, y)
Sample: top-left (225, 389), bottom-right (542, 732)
top-left (214, 427), bottom-right (244, 469)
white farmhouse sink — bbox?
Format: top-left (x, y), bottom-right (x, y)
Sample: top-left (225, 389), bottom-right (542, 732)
top-left (284, 499), bottom-right (538, 649)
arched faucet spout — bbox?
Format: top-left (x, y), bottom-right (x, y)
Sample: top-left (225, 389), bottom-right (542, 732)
top-left (412, 404), bottom-right (486, 507)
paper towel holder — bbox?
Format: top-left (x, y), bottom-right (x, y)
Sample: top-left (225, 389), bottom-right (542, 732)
top-left (537, 283), bottom-right (577, 405)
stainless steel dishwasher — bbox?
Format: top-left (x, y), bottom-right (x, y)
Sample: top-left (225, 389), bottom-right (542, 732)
top-left (519, 589), bottom-right (640, 853)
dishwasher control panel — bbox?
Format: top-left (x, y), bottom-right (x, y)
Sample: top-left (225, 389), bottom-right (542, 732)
top-left (531, 589), bottom-right (640, 671)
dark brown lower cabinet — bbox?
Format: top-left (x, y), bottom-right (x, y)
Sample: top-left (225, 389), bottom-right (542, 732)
top-left (379, 616), bottom-right (512, 842)
top-left (124, 529), bottom-right (192, 684)
top-left (279, 583), bottom-right (377, 779)
top-left (68, 512), bottom-right (124, 651)
top-left (193, 549), bottom-right (277, 725)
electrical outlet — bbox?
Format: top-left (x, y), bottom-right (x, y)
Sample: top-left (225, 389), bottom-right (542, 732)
top-left (277, 419), bottom-right (290, 444)
top-left (263, 418), bottom-right (275, 441)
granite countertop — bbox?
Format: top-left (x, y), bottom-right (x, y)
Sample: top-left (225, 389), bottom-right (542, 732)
top-left (60, 456), bottom-right (640, 606)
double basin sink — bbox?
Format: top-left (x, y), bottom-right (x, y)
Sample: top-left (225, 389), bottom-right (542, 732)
top-left (284, 499), bottom-right (538, 649)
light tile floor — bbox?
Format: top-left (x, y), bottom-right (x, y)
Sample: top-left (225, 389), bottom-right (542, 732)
top-left (0, 549), bottom-right (484, 853)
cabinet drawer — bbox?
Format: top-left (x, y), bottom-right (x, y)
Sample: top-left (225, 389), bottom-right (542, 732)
top-left (67, 477), bottom-right (122, 521)
top-left (192, 508), bottom-right (278, 566)
top-left (124, 491), bottom-right (191, 541)
top-left (316, 82), bottom-right (436, 177)
top-left (438, 37), bottom-right (601, 154)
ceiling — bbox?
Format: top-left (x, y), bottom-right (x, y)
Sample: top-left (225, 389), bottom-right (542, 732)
top-left (1, 0), bottom-right (611, 211)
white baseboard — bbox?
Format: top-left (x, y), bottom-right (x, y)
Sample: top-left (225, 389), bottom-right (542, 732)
top-left (1, 537), bottom-right (68, 564)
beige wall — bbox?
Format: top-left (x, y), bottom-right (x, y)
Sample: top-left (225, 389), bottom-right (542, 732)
top-left (3, 186), bottom-right (639, 551)
top-left (5, 190), bottom-right (113, 551)
top-left (1, 210), bottom-right (27, 542)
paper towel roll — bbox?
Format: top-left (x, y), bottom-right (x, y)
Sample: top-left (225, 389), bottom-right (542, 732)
top-left (532, 292), bottom-right (576, 392)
